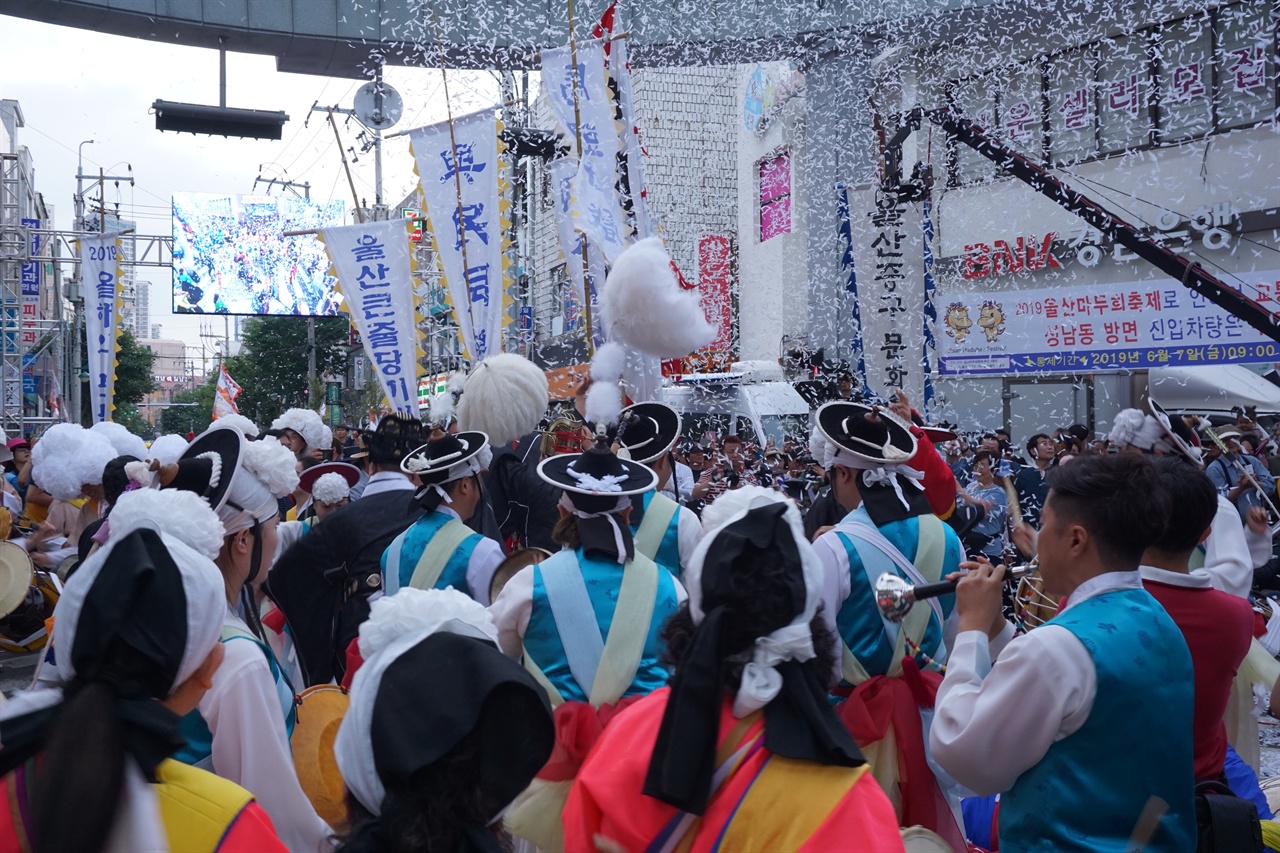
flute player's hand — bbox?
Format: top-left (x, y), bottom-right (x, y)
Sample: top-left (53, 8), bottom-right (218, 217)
top-left (954, 558), bottom-right (1006, 639)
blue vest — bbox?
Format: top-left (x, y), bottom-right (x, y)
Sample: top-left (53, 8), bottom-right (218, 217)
top-left (176, 628), bottom-right (296, 767)
top-left (523, 548), bottom-right (680, 703)
top-left (1000, 588), bottom-right (1195, 853)
top-left (832, 507), bottom-right (962, 677)
top-left (629, 490), bottom-right (684, 580)
top-left (381, 510), bottom-right (484, 597)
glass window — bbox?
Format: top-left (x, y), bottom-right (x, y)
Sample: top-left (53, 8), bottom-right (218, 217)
top-left (759, 152), bottom-right (792, 241)
top-left (1215, 0), bottom-right (1275, 130)
top-left (760, 413), bottom-right (811, 448)
top-left (734, 415), bottom-right (759, 445)
top-left (1157, 13), bottom-right (1214, 141)
top-left (1048, 47), bottom-right (1097, 164)
top-left (948, 73), bottom-right (999, 184)
top-left (1098, 33), bottom-right (1154, 154)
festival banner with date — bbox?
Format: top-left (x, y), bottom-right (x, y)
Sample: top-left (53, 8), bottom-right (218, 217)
top-left (318, 219), bottom-right (423, 417)
top-left (936, 270), bottom-right (1280, 375)
top-left (408, 110), bottom-right (511, 363)
top-left (80, 234), bottom-right (125, 423)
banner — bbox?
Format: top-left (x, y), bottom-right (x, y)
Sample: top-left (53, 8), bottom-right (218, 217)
top-left (81, 234), bottom-right (125, 423)
top-left (213, 364), bottom-right (242, 419)
top-left (921, 194), bottom-right (938, 419)
top-left (548, 156), bottom-right (606, 350)
top-left (542, 41), bottom-right (631, 263)
top-left (848, 187), bottom-right (926, 403)
top-left (836, 184), bottom-right (869, 394)
top-left (318, 219), bottom-right (423, 418)
top-left (408, 110), bottom-right (511, 363)
top-left (609, 38), bottom-right (653, 239)
top-left (937, 270), bottom-right (1280, 375)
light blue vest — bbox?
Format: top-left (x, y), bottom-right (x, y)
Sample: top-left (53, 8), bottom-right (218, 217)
top-left (628, 490), bottom-right (684, 580)
top-left (524, 548), bottom-right (680, 703)
top-left (176, 627), bottom-right (296, 767)
top-left (381, 509), bottom-right (484, 597)
top-left (1000, 588), bottom-right (1195, 853)
top-left (833, 507), bottom-right (962, 678)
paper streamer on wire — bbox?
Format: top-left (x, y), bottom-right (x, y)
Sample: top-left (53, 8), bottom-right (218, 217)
top-left (541, 41), bottom-right (631, 264)
top-left (407, 110), bottom-right (512, 363)
top-left (80, 233), bottom-right (125, 424)
top-left (318, 219), bottom-right (424, 418)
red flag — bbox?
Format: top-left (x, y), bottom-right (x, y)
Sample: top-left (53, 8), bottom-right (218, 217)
top-left (591, 0), bottom-right (617, 55)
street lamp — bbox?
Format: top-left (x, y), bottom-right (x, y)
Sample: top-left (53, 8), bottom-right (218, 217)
top-left (76, 140), bottom-right (94, 230)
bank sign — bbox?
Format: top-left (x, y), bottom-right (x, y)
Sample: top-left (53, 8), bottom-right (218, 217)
top-left (937, 270), bottom-right (1280, 375)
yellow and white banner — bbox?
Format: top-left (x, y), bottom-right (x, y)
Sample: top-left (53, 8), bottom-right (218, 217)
top-left (318, 219), bottom-right (423, 418)
top-left (80, 233), bottom-right (124, 423)
top-left (213, 364), bottom-right (242, 419)
top-left (542, 41), bottom-right (631, 263)
top-left (408, 110), bottom-right (511, 363)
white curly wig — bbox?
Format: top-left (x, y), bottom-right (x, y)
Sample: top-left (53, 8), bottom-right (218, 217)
top-left (311, 472), bottom-right (351, 506)
top-left (270, 408), bottom-right (331, 453)
top-left (31, 424), bottom-right (119, 501)
top-left (146, 434), bottom-right (190, 467)
top-left (89, 421), bottom-right (150, 461)
top-left (108, 487), bottom-right (225, 561)
top-left (211, 413), bottom-right (260, 438)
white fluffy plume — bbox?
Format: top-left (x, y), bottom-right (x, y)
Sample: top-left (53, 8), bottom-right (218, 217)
top-left (242, 436), bottom-right (301, 498)
top-left (457, 353), bottom-right (549, 446)
top-left (212, 413), bottom-right (259, 438)
top-left (585, 341), bottom-right (626, 428)
top-left (90, 421), bottom-right (150, 461)
top-left (428, 392), bottom-right (455, 429)
top-left (31, 424), bottom-right (118, 500)
top-left (601, 237), bottom-right (714, 358)
top-left (146, 434), bottom-right (190, 466)
top-left (109, 487), bottom-right (225, 561)
top-left (1108, 408), bottom-right (1163, 450)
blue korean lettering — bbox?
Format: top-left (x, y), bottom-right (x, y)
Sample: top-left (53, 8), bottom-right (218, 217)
top-left (439, 143), bottom-right (487, 184)
top-left (467, 264), bottom-right (491, 306)
top-left (452, 204), bottom-right (490, 249)
top-left (559, 63), bottom-right (588, 103)
top-left (374, 348), bottom-right (402, 375)
top-left (350, 234), bottom-right (386, 263)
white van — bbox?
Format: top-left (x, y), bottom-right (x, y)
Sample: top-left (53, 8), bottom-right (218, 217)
top-left (663, 360), bottom-right (811, 449)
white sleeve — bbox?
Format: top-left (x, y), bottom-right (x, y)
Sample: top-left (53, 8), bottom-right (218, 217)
top-left (676, 463), bottom-right (695, 502)
top-left (676, 506), bottom-right (701, 572)
top-left (274, 520), bottom-right (304, 565)
top-left (488, 566), bottom-right (535, 660)
top-left (1244, 524), bottom-right (1273, 571)
top-left (812, 531), bottom-right (853, 686)
top-left (466, 537), bottom-right (507, 607)
top-left (930, 626), bottom-right (1095, 796)
top-left (1204, 495), bottom-right (1254, 598)
top-left (201, 640), bottom-right (333, 852)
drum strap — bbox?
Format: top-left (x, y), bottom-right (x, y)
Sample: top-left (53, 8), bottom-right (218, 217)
top-left (408, 519), bottom-right (474, 593)
top-left (634, 492), bottom-right (680, 564)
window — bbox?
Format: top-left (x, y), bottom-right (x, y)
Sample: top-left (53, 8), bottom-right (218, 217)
top-left (1216, 1), bottom-right (1275, 130)
top-left (1157, 13), bottom-right (1214, 141)
top-left (549, 263), bottom-right (568, 337)
top-left (758, 152), bottom-right (791, 241)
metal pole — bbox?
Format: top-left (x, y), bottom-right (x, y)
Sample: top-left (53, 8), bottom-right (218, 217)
top-left (307, 317), bottom-right (316, 405)
top-left (76, 140), bottom-right (94, 229)
top-left (373, 66), bottom-right (384, 207)
top-left (218, 38), bottom-right (227, 108)
top-left (327, 109), bottom-right (364, 223)
top-left (98, 168), bottom-right (105, 233)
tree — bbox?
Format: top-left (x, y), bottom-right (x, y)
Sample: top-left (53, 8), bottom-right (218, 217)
top-left (160, 379), bottom-right (217, 437)
top-left (223, 316), bottom-right (349, 425)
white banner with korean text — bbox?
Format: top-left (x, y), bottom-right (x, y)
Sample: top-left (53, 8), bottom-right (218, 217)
top-left (847, 186), bottom-right (927, 404)
top-left (318, 219), bottom-right (422, 417)
top-left (81, 234), bottom-right (124, 423)
top-left (408, 110), bottom-right (509, 363)
top-left (936, 270), bottom-right (1280, 375)
top-left (541, 42), bottom-right (631, 263)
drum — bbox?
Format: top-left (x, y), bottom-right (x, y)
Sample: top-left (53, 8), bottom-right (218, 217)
top-left (0, 551), bottom-right (58, 656)
top-left (1014, 572), bottom-right (1059, 630)
top-left (490, 547), bottom-right (552, 603)
top-left (290, 684), bottom-right (350, 828)
top-left (900, 826), bottom-right (955, 852)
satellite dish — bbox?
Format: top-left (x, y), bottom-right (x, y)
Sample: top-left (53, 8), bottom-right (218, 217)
top-left (353, 81), bottom-right (403, 130)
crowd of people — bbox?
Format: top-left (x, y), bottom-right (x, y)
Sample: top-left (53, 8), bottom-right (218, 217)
top-left (2, 344), bottom-right (1280, 851)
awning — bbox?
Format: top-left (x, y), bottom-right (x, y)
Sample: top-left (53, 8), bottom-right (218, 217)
top-left (1149, 365), bottom-right (1280, 414)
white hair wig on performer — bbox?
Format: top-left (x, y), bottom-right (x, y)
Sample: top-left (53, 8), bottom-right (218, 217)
top-left (90, 421), bottom-right (151, 461)
top-left (310, 472), bottom-right (351, 506)
top-left (458, 353), bottom-right (550, 447)
top-left (336, 588), bottom-right (499, 816)
top-left (685, 486), bottom-right (824, 717)
top-left (109, 487), bottom-right (227, 562)
top-left (1109, 408), bottom-right (1166, 451)
top-left (212, 413), bottom-right (260, 438)
top-left (601, 237), bottom-right (713, 359)
top-left (31, 423), bottom-right (119, 501)
top-left (145, 433), bottom-right (190, 467)
top-left (216, 433), bottom-right (300, 534)
top-left (270, 408), bottom-right (331, 452)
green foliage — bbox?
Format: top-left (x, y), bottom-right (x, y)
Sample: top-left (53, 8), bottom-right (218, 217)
top-left (159, 379), bottom-right (217, 437)
top-left (222, 316), bottom-right (349, 425)
top-left (113, 329), bottom-right (156, 407)
top-left (113, 405), bottom-right (155, 440)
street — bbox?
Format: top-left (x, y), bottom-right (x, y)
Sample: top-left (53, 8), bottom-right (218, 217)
top-left (0, 651), bottom-right (39, 697)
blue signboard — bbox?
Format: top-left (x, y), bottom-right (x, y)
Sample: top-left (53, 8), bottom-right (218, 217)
top-left (20, 219), bottom-right (40, 297)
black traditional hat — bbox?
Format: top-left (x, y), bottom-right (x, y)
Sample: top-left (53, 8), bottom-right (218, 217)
top-left (402, 428), bottom-right (491, 510)
top-left (160, 426), bottom-right (243, 513)
top-left (618, 402), bottom-right (682, 465)
top-left (537, 438), bottom-right (657, 498)
top-left (364, 415), bottom-right (430, 467)
top-left (815, 401), bottom-right (917, 465)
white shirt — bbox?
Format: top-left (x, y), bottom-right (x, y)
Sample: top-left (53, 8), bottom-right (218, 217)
top-left (1204, 494), bottom-right (1255, 597)
top-left (670, 462), bottom-right (695, 503)
top-left (930, 571), bottom-right (1143, 796)
top-left (199, 611), bottom-right (332, 852)
top-left (433, 505), bottom-right (505, 607)
top-left (359, 470), bottom-right (415, 498)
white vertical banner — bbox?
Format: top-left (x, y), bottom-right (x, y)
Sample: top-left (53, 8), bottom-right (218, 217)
top-left (317, 219), bottom-right (423, 418)
top-left (542, 42), bottom-right (631, 263)
top-left (80, 234), bottom-right (124, 423)
top-left (408, 110), bottom-right (510, 363)
top-left (549, 156), bottom-right (587, 310)
top-left (848, 187), bottom-right (926, 404)
top-left (609, 38), bottom-right (653, 240)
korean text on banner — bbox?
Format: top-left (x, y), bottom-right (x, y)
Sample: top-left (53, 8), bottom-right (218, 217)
top-left (609, 39), bottom-right (652, 239)
top-left (318, 219), bottom-right (423, 418)
top-left (20, 219), bottom-right (40, 356)
top-left (407, 110), bottom-right (511, 363)
top-left (848, 186), bottom-right (926, 404)
top-left (937, 271), bottom-right (1280, 375)
top-left (213, 364), bottom-right (242, 419)
top-left (541, 42), bottom-right (631, 263)
top-left (81, 234), bottom-right (125, 424)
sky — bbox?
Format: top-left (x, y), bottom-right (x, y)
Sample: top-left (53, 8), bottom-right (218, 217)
top-left (0, 14), bottom-right (500, 347)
